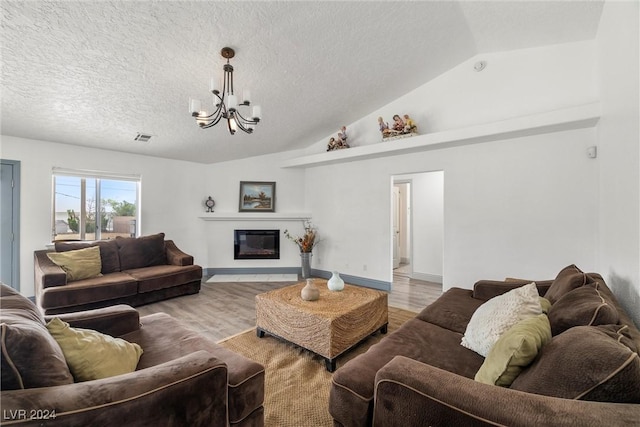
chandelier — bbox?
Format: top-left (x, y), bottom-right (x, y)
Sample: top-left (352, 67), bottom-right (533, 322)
top-left (189, 47), bottom-right (261, 135)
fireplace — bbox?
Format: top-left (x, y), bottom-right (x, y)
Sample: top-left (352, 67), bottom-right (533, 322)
top-left (234, 229), bottom-right (280, 260)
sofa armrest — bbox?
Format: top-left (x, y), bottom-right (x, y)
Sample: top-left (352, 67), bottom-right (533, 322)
top-left (473, 279), bottom-right (553, 301)
top-left (165, 240), bottom-right (194, 266)
top-left (44, 305), bottom-right (141, 336)
top-left (34, 250), bottom-right (67, 289)
top-left (373, 356), bottom-right (640, 427)
top-left (0, 351), bottom-right (228, 427)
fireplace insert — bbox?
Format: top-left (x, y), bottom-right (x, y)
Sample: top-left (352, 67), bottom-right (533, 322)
top-left (234, 229), bottom-right (280, 260)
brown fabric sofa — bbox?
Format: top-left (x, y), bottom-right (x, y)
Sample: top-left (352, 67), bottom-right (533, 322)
top-left (34, 233), bottom-right (202, 315)
top-left (329, 265), bottom-right (640, 426)
top-left (0, 284), bottom-right (264, 426)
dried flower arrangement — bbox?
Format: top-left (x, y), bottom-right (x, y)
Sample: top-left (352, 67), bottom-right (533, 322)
top-left (284, 220), bottom-right (318, 253)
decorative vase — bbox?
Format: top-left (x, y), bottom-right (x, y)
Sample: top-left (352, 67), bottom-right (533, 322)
top-left (301, 278), bottom-right (319, 301)
top-left (327, 271), bottom-right (344, 291)
top-left (300, 252), bottom-right (312, 279)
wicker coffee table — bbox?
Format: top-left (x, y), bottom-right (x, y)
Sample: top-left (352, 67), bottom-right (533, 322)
top-left (255, 280), bottom-right (388, 372)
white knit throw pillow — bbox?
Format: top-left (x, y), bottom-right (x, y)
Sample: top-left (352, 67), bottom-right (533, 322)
top-left (461, 282), bottom-right (542, 357)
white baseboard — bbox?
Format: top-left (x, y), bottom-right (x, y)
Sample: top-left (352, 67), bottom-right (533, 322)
top-left (411, 272), bottom-right (443, 284)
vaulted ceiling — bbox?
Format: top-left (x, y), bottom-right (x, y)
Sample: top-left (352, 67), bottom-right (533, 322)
top-left (1, 1), bottom-right (604, 164)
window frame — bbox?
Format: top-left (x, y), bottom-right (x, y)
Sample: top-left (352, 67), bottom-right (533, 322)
top-left (51, 167), bottom-right (141, 242)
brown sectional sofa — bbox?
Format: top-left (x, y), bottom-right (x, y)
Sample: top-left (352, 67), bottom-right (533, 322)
top-left (330, 265), bottom-right (640, 426)
top-left (34, 233), bottom-right (202, 315)
top-left (0, 284), bottom-right (264, 426)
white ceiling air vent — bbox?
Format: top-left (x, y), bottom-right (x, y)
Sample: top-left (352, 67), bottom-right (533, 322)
top-left (134, 133), bottom-right (152, 142)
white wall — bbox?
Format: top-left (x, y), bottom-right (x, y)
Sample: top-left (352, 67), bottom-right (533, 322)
top-left (0, 137), bottom-right (310, 296)
top-left (305, 40), bottom-right (598, 154)
top-left (304, 41), bottom-right (600, 288)
top-left (202, 151), bottom-right (307, 270)
top-left (410, 171), bottom-right (444, 282)
top-left (596, 1), bottom-right (640, 324)
top-left (0, 136), bottom-right (208, 297)
top-left (306, 128), bottom-right (599, 287)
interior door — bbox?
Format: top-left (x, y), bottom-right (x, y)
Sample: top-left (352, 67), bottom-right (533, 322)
top-left (392, 186), bottom-right (401, 269)
top-left (1, 160), bottom-right (20, 289)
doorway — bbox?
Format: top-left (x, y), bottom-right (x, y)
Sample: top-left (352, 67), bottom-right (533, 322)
top-left (393, 182), bottom-right (411, 273)
top-left (392, 171), bottom-right (444, 284)
top-left (1, 159), bottom-right (20, 289)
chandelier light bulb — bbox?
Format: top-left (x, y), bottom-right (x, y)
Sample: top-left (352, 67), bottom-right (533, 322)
top-left (242, 90), bottom-right (251, 105)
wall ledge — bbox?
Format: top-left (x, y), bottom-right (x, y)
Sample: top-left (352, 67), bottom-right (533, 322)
top-left (281, 102), bottom-right (601, 168)
top-left (199, 212), bottom-right (311, 221)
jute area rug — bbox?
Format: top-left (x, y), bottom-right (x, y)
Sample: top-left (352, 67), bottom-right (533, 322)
top-left (217, 306), bottom-right (417, 427)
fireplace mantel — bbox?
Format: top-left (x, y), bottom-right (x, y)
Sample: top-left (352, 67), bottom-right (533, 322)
top-left (199, 212), bottom-right (311, 221)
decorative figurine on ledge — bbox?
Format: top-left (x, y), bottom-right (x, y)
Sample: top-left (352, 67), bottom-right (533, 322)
top-left (392, 114), bottom-right (405, 132)
top-left (204, 196), bottom-right (215, 212)
top-left (327, 125), bottom-right (350, 151)
top-left (377, 114), bottom-right (418, 141)
top-left (378, 116), bottom-right (392, 138)
top-left (403, 114), bottom-right (417, 133)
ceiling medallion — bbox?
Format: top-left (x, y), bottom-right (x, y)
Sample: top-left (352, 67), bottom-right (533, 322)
top-left (189, 47), bottom-right (262, 135)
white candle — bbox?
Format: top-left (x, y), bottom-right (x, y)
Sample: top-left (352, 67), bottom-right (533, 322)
top-left (209, 78), bottom-right (218, 94)
top-left (252, 105), bottom-right (262, 120)
top-left (226, 94), bottom-right (237, 110)
top-left (229, 117), bottom-right (238, 133)
top-left (242, 90), bottom-right (251, 104)
top-left (189, 98), bottom-right (201, 114)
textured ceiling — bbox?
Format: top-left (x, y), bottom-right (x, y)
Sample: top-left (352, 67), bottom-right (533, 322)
top-left (1, 1), bottom-right (604, 164)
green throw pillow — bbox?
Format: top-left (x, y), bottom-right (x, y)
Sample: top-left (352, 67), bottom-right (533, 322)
top-left (46, 318), bottom-right (143, 382)
top-left (539, 297), bottom-right (551, 314)
top-left (46, 246), bottom-right (102, 282)
top-left (475, 313), bottom-right (552, 387)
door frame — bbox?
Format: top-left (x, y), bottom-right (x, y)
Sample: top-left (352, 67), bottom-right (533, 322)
top-left (1, 159), bottom-right (20, 290)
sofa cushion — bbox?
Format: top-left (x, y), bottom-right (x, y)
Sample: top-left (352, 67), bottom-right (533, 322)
top-left (47, 246), bottom-right (102, 282)
top-left (39, 272), bottom-right (138, 310)
top-left (475, 313), bottom-right (552, 387)
top-left (544, 264), bottom-right (593, 304)
top-left (47, 317), bottom-right (143, 382)
top-left (330, 318), bottom-right (484, 427)
top-left (55, 239), bottom-right (121, 274)
top-left (461, 283), bottom-right (542, 357)
top-left (0, 284), bottom-right (74, 390)
top-left (510, 325), bottom-right (640, 402)
top-left (416, 288), bottom-right (484, 334)
top-left (124, 265), bottom-right (202, 294)
top-left (473, 280), bottom-right (552, 302)
top-left (548, 283), bottom-right (619, 336)
top-left (121, 312), bottom-right (264, 425)
top-left (116, 233), bottom-right (167, 270)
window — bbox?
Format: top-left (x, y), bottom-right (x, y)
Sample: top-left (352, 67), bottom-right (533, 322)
top-left (52, 168), bottom-right (140, 241)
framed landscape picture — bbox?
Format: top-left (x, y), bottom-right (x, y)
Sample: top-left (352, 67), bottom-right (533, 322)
top-left (239, 181), bottom-right (276, 212)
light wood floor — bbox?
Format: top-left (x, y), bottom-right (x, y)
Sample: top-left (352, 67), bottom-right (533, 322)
top-left (136, 268), bottom-right (442, 342)
top-left (389, 267), bottom-right (442, 312)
